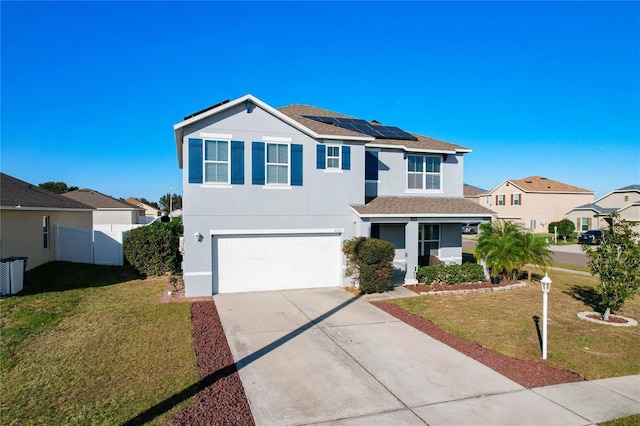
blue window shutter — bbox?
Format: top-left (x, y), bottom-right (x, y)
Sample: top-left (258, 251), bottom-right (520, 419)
top-left (365, 151), bottom-right (379, 180)
top-left (252, 142), bottom-right (265, 185)
top-left (231, 141), bottom-right (244, 184)
top-left (291, 144), bottom-right (303, 186)
top-left (316, 144), bottom-right (326, 169)
top-left (188, 138), bottom-right (203, 184)
top-left (342, 146), bottom-right (351, 170)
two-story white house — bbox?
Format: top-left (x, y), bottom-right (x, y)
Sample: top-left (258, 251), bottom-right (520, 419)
top-left (174, 95), bottom-right (495, 296)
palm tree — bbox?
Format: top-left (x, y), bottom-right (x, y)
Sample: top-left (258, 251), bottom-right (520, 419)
top-left (520, 232), bottom-right (553, 284)
top-left (475, 220), bottom-right (527, 282)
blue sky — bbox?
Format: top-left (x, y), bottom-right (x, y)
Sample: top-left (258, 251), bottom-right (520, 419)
top-left (2, 1), bottom-right (639, 203)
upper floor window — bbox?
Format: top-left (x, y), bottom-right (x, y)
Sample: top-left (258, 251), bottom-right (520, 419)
top-left (512, 193), bottom-right (521, 205)
top-left (496, 194), bottom-right (505, 206)
top-left (204, 140), bottom-right (229, 183)
top-left (408, 155), bottom-right (441, 190)
top-left (326, 145), bottom-right (341, 169)
top-left (266, 143), bottom-right (289, 185)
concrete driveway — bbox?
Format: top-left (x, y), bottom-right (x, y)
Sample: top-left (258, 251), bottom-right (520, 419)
top-left (213, 287), bottom-right (625, 425)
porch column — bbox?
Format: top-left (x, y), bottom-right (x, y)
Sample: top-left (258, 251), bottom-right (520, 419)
top-left (355, 218), bottom-right (372, 238)
top-left (405, 219), bottom-right (419, 284)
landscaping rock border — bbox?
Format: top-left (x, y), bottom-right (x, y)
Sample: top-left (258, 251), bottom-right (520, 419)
top-left (577, 311), bottom-right (638, 327)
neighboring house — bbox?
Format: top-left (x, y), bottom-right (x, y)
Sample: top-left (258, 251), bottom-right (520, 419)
top-left (463, 183), bottom-right (488, 204)
top-left (0, 173), bottom-right (94, 270)
top-left (64, 189), bottom-right (146, 226)
top-left (169, 208), bottom-right (183, 219)
top-left (479, 176), bottom-right (594, 233)
top-left (174, 94), bottom-right (495, 296)
top-left (126, 197), bottom-right (162, 219)
top-left (566, 184), bottom-right (640, 232)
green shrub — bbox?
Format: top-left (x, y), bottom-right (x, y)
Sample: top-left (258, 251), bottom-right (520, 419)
top-left (416, 263), bottom-right (485, 285)
top-left (548, 219), bottom-right (575, 240)
top-left (343, 237), bottom-right (395, 294)
top-left (123, 221), bottom-right (183, 276)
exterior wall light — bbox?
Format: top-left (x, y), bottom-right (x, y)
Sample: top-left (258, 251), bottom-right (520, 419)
top-left (194, 232), bottom-right (203, 243)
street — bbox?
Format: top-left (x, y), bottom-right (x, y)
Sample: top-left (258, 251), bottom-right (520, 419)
top-left (462, 238), bottom-right (588, 268)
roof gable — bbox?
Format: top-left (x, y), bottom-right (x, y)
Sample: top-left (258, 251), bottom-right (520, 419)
top-left (490, 176), bottom-right (593, 194)
top-left (63, 189), bottom-right (141, 210)
top-left (0, 173), bottom-right (93, 210)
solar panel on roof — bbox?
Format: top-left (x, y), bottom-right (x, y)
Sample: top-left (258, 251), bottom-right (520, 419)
top-left (301, 115), bottom-right (417, 141)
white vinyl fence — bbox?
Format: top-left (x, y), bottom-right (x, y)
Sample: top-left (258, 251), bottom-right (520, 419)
top-left (55, 224), bottom-right (144, 266)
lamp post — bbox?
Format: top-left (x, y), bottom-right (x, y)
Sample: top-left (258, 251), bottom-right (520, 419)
top-left (540, 273), bottom-right (552, 360)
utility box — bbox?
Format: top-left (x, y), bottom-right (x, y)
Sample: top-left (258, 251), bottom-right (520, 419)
top-left (0, 257), bottom-right (27, 295)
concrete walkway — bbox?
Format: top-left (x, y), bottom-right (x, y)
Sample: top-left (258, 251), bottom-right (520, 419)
top-left (215, 288), bottom-right (640, 425)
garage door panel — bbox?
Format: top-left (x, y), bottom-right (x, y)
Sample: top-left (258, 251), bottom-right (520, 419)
top-left (214, 233), bottom-right (340, 293)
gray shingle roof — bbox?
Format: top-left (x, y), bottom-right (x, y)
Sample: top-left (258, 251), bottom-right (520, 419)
top-left (0, 173), bottom-right (93, 210)
top-left (351, 196), bottom-right (496, 216)
top-left (572, 203), bottom-right (618, 214)
top-left (278, 104), bottom-right (470, 153)
top-left (63, 189), bottom-right (142, 210)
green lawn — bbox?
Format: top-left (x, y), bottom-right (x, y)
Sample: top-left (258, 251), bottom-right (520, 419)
top-left (0, 262), bottom-right (198, 425)
top-left (391, 268), bottom-right (640, 380)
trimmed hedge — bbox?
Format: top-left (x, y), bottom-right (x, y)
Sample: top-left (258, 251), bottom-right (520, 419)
top-left (416, 263), bottom-right (485, 285)
top-left (123, 221), bottom-right (183, 276)
top-left (343, 237), bottom-right (395, 294)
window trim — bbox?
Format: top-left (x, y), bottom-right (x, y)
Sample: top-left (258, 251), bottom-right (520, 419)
top-left (203, 139), bottom-right (231, 185)
top-left (265, 142), bottom-right (290, 186)
top-left (407, 154), bottom-right (442, 192)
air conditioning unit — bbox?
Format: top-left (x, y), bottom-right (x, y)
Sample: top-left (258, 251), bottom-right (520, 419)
top-left (0, 258), bottom-right (26, 296)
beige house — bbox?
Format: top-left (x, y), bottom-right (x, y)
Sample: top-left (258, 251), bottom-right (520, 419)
top-left (126, 197), bottom-right (162, 219)
top-left (479, 176), bottom-right (594, 233)
top-left (64, 189), bottom-right (145, 226)
top-left (0, 173), bottom-right (94, 270)
top-left (566, 184), bottom-right (640, 232)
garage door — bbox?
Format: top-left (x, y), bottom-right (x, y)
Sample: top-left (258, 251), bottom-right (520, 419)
top-left (213, 233), bottom-right (341, 293)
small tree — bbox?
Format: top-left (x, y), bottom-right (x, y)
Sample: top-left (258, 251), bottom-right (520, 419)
top-left (548, 218), bottom-right (575, 241)
top-left (475, 220), bottom-right (525, 281)
top-left (343, 237), bottom-right (395, 294)
top-left (582, 214), bottom-right (640, 320)
top-left (475, 220), bottom-right (552, 283)
top-left (521, 232), bottom-right (553, 284)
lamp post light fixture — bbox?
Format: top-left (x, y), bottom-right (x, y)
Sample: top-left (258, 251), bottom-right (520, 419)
top-left (540, 273), bottom-right (552, 360)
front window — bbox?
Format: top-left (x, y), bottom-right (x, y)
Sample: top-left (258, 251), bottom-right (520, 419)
top-left (408, 155), bottom-right (441, 190)
top-left (266, 143), bottom-right (289, 184)
top-left (327, 145), bottom-right (341, 169)
top-left (204, 140), bottom-right (229, 183)
top-left (497, 194), bottom-right (505, 206)
top-left (418, 224), bottom-right (440, 256)
top-left (579, 218), bottom-right (590, 232)
top-left (513, 193), bottom-right (520, 205)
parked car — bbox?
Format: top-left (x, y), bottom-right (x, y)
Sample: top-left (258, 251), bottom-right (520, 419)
top-left (578, 230), bottom-right (602, 245)
top-left (462, 223), bottom-right (480, 234)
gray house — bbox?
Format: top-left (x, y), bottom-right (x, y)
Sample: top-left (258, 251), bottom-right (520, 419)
top-left (174, 95), bottom-right (495, 296)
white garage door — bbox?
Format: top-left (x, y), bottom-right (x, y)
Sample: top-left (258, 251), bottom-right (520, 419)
top-left (213, 233), bottom-right (341, 293)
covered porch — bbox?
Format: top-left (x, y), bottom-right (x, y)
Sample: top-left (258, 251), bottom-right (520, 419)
top-left (350, 196), bottom-right (495, 284)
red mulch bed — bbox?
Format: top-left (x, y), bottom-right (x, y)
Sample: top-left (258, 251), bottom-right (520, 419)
top-left (586, 313), bottom-right (628, 324)
top-left (171, 301), bottom-right (255, 426)
top-left (372, 301), bottom-right (585, 388)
